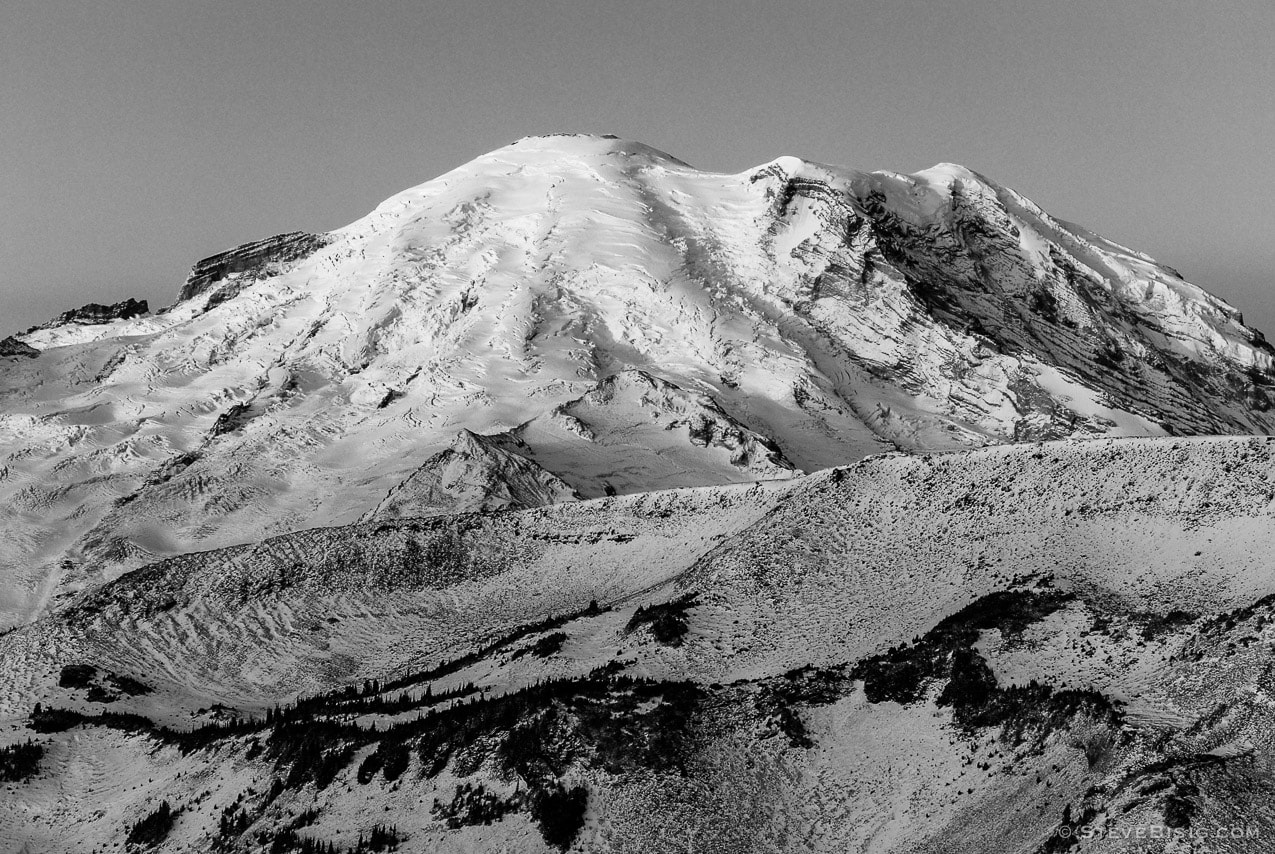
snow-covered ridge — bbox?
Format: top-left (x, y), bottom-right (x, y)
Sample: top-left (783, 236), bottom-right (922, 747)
top-left (29, 297), bottom-right (150, 330)
top-left (2, 133), bottom-right (1273, 627)
top-left (177, 231), bottom-right (330, 304)
top-left (6, 436), bottom-right (1275, 851)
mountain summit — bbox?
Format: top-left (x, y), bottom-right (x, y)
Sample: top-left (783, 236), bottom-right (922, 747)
top-left (6, 135), bottom-right (1275, 853)
top-left (2, 133), bottom-right (1273, 624)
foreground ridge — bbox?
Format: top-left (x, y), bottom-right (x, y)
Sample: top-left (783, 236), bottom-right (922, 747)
top-left (4, 437), bottom-right (1275, 850)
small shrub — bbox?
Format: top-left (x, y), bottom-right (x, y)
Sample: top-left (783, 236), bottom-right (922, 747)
top-left (432, 783), bottom-right (520, 829)
top-left (626, 595), bottom-right (696, 647)
top-left (108, 672), bottom-right (153, 696)
top-left (530, 632), bottom-right (567, 658)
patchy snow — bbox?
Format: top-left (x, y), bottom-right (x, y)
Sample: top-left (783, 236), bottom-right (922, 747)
top-left (5, 436), bottom-right (1275, 850)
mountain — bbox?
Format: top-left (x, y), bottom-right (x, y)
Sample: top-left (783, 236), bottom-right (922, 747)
top-left (362, 428), bottom-right (579, 521)
top-left (3, 437), bottom-right (1275, 852)
top-left (2, 134), bottom-right (1272, 630)
top-left (4, 134), bottom-right (1275, 852)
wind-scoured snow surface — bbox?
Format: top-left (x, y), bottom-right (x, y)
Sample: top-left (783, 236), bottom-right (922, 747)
top-left (5, 438), bottom-right (1275, 852)
top-left (3, 134), bottom-right (1273, 629)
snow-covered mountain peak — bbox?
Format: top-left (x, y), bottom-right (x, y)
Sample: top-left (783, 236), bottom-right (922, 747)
top-left (9, 136), bottom-right (1275, 852)
top-left (4, 136), bottom-right (1275, 626)
top-left (501, 132), bottom-right (687, 163)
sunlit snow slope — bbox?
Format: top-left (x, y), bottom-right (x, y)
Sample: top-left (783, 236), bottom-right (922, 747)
top-left (2, 133), bottom-right (1274, 627)
top-left (7, 438), bottom-right (1275, 852)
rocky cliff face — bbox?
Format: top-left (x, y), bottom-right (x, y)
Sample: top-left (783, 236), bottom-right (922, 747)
top-left (176, 231), bottom-right (330, 305)
top-left (31, 297), bottom-right (149, 329)
top-left (757, 161), bottom-right (1275, 439)
top-left (0, 336), bottom-right (39, 358)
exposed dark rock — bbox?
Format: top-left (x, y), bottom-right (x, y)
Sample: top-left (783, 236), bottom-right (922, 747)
top-left (32, 297), bottom-right (150, 330)
top-left (1163, 779), bottom-right (1198, 828)
top-left (0, 336), bottom-right (40, 358)
top-left (178, 232), bottom-right (330, 304)
top-left (553, 370), bottom-right (794, 477)
top-left (211, 400), bottom-right (255, 437)
top-left (773, 169), bottom-right (1275, 439)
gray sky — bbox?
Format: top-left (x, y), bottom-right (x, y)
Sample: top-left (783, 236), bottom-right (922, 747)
top-left (3, 0), bottom-right (1272, 334)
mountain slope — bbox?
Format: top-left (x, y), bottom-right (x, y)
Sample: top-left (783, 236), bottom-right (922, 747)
top-left (364, 428), bottom-right (580, 520)
top-left (4, 437), bottom-right (1275, 851)
top-left (2, 134), bottom-right (1274, 628)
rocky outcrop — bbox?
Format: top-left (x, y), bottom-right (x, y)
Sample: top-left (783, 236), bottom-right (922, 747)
top-left (0, 336), bottom-right (39, 358)
top-left (178, 232), bottom-right (329, 304)
top-left (557, 370), bottom-right (793, 476)
top-left (506, 370), bottom-right (798, 498)
top-left (33, 298), bottom-right (149, 329)
top-left (365, 429), bottom-right (580, 521)
top-left (754, 159), bottom-right (1275, 442)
